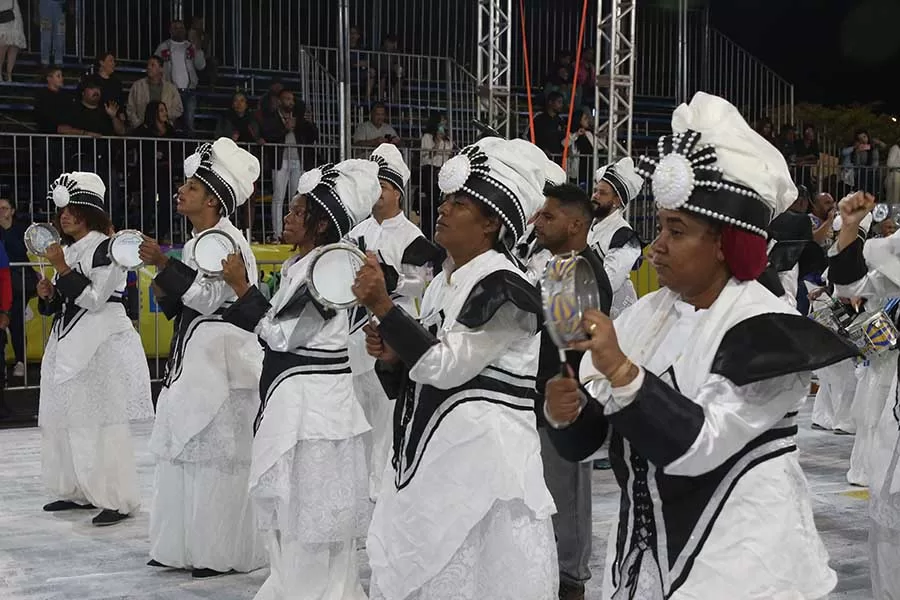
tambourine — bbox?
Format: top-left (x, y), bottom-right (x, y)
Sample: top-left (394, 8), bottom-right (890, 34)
top-left (24, 223), bottom-right (61, 257)
top-left (192, 229), bottom-right (239, 277)
top-left (541, 252), bottom-right (603, 351)
top-left (307, 242), bottom-right (367, 310)
top-left (108, 229), bottom-right (145, 270)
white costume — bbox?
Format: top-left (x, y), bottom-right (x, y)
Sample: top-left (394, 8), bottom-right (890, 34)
top-left (39, 172), bottom-right (152, 521)
top-left (149, 138), bottom-right (267, 574)
top-left (348, 144), bottom-right (437, 500)
top-left (546, 93), bottom-right (855, 599)
top-left (590, 158), bottom-right (645, 319)
top-left (829, 222), bottom-right (900, 599)
top-left (223, 159), bottom-right (379, 600)
top-left (367, 138), bottom-right (557, 600)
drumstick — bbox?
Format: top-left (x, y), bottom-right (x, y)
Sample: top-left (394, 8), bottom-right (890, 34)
top-left (558, 349), bottom-right (569, 378)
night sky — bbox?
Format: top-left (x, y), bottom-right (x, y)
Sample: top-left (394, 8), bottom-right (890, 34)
top-left (709, 0), bottom-right (899, 112)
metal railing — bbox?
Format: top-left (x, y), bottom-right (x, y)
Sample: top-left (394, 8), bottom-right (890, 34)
top-left (3, 258), bottom-right (289, 391)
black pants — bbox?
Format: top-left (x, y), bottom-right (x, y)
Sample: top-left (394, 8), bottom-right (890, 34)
top-left (8, 289), bottom-right (27, 364)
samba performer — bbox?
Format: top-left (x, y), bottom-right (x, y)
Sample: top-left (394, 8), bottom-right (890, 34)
top-left (349, 143), bottom-right (439, 500)
top-left (532, 183), bottom-right (612, 600)
top-left (139, 138), bottom-right (267, 577)
top-left (37, 172), bottom-right (152, 526)
top-left (219, 159), bottom-right (379, 600)
top-left (588, 157), bottom-right (645, 318)
top-left (352, 137), bottom-right (558, 600)
top-left (543, 92), bottom-right (858, 599)
top-left (515, 151), bottom-right (568, 282)
top-left (828, 191), bottom-right (900, 598)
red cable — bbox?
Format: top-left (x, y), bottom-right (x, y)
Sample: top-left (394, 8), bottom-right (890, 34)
top-left (519, 0), bottom-right (536, 144)
top-left (561, 0), bottom-right (590, 169)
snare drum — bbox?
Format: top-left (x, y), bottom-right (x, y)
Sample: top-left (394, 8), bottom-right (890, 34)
top-left (192, 229), bottom-right (238, 277)
top-left (845, 310), bottom-right (900, 357)
top-left (307, 242), bottom-right (367, 310)
top-left (108, 229), bottom-right (145, 270)
top-left (540, 252), bottom-right (603, 349)
top-left (24, 223), bottom-right (61, 257)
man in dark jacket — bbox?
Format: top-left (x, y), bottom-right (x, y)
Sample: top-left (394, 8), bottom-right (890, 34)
top-left (259, 90), bottom-right (320, 241)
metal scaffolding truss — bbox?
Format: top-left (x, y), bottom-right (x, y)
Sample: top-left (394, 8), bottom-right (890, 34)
top-left (476, 0), bottom-right (513, 137)
top-left (594, 0), bottom-right (637, 163)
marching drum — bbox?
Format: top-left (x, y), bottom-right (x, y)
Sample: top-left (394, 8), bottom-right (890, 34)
top-left (845, 311), bottom-right (900, 357)
top-left (108, 229), bottom-right (145, 270)
top-left (307, 242), bottom-right (368, 310)
top-left (192, 229), bottom-right (239, 277)
top-left (541, 252), bottom-right (603, 375)
top-left (24, 223), bottom-right (61, 257)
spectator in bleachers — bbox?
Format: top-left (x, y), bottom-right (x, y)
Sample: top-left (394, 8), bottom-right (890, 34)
top-left (378, 34), bottom-right (402, 100)
top-left (756, 118), bottom-right (776, 146)
top-left (260, 89), bottom-right (319, 241)
top-left (419, 111), bottom-right (453, 240)
top-left (794, 124), bottom-right (819, 188)
top-left (778, 124), bottom-right (798, 164)
top-left (531, 91), bottom-right (565, 158)
top-left (566, 109), bottom-right (595, 187)
top-left (33, 65), bottom-right (70, 134)
top-left (0, 0), bottom-right (26, 82)
top-left (188, 15), bottom-right (217, 89)
top-left (37, 0), bottom-right (65, 67)
top-left (126, 55), bottom-right (183, 130)
top-left (885, 137), bottom-right (900, 205)
top-left (579, 48), bottom-right (597, 109)
top-left (842, 129), bottom-right (881, 194)
top-left (255, 79), bottom-right (283, 121)
top-left (0, 196), bottom-right (36, 378)
top-left (353, 101), bottom-right (399, 153)
top-left (82, 51), bottom-right (124, 108)
top-left (132, 100), bottom-right (179, 242)
top-left (59, 78), bottom-right (125, 138)
top-left (32, 65), bottom-right (70, 210)
top-left (155, 20), bottom-right (205, 136)
top-left (349, 25), bottom-right (376, 100)
top-left (215, 91), bottom-right (262, 144)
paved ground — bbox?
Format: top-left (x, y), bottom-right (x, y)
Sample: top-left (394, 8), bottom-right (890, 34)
top-left (0, 401), bottom-right (873, 599)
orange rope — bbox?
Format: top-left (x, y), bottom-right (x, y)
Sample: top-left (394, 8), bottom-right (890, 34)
top-left (518, 0), bottom-right (535, 144)
top-left (561, 0), bottom-right (590, 169)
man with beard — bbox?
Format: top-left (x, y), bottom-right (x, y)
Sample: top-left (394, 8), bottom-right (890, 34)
top-left (532, 183), bottom-right (612, 600)
top-left (588, 158), bottom-right (644, 318)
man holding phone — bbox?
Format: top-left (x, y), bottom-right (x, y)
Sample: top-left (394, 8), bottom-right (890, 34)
top-left (353, 102), bottom-right (401, 156)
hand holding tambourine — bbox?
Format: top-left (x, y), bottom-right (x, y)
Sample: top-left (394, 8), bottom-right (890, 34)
top-left (545, 365), bottom-right (583, 425)
top-left (37, 276), bottom-right (54, 300)
top-left (44, 243), bottom-right (67, 272)
top-left (838, 191), bottom-right (877, 230)
top-left (221, 252), bottom-right (248, 292)
top-left (362, 321), bottom-right (398, 363)
top-left (351, 252), bottom-right (392, 314)
top-left (138, 237), bottom-right (168, 268)
top-left (571, 309), bottom-right (629, 378)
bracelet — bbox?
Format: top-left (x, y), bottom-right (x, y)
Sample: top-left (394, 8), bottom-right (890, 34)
top-left (608, 359), bottom-right (637, 388)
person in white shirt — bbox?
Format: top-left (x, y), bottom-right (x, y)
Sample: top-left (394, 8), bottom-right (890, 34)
top-left (588, 158), bottom-right (645, 319)
top-left (347, 143), bottom-right (439, 500)
top-left (155, 20), bottom-right (206, 135)
top-left (418, 112), bottom-right (453, 239)
top-left (353, 102), bottom-right (400, 157)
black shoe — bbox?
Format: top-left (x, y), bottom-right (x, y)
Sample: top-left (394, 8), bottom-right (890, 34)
top-left (43, 500), bottom-right (96, 512)
top-left (92, 509), bottom-right (129, 526)
top-left (593, 458), bottom-right (612, 470)
top-left (559, 581), bottom-right (585, 600)
top-left (192, 568), bottom-right (234, 579)
top-left (811, 422), bottom-right (830, 431)
top-left (147, 559), bottom-right (176, 568)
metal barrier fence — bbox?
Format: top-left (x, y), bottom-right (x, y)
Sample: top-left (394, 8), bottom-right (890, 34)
top-left (4, 258), bottom-right (288, 391)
